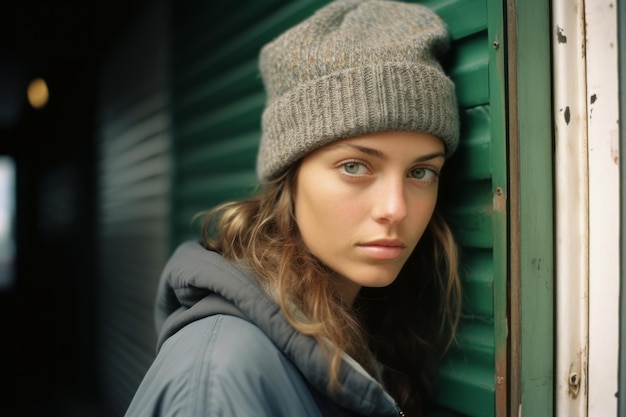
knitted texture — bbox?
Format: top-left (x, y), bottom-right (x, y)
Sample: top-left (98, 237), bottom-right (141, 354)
top-left (257, 0), bottom-right (459, 180)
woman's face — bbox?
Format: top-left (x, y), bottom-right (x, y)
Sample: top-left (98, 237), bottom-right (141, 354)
top-left (294, 131), bottom-right (445, 304)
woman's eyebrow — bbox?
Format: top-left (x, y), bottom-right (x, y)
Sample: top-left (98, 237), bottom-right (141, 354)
top-left (413, 151), bottom-right (446, 163)
top-left (337, 143), bottom-right (445, 163)
top-left (344, 143), bottom-right (387, 159)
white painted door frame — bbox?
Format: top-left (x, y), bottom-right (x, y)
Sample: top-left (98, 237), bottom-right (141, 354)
top-left (553, 1), bottom-right (620, 416)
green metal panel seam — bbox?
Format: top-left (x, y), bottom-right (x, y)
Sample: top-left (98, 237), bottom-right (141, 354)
top-left (486, 0), bottom-right (508, 415)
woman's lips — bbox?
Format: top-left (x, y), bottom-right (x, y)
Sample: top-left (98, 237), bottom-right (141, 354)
top-left (357, 239), bottom-right (406, 260)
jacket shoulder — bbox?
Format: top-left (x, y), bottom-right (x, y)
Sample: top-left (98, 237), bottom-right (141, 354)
top-left (126, 314), bottom-right (324, 417)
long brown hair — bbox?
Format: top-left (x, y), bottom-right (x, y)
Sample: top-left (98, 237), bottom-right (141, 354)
top-left (201, 163), bottom-right (461, 416)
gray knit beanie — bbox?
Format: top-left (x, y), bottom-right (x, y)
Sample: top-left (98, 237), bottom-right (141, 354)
top-left (257, 0), bottom-right (459, 180)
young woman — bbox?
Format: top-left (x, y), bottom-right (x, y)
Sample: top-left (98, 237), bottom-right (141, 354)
top-left (126, 1), bottom-right (461, 416)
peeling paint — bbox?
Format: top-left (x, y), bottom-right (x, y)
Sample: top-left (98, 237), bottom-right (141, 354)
top-left (564, 106), bottom-right (571, 124)
top-left (581, 39), bottom-right (586, 59)
top-left (557, 25), bottom-right (568, 43)
top-left (569, 371), bottom-right (580, 398)
top-left (590, 93), bottom-right (597, 104)
top-left (493, 186), bottom-right (506, 213)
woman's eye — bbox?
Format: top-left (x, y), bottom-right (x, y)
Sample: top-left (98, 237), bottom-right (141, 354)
top-left (341, 162), bottom-right (368, 175)
top-left (409, 167), bottom-right (438, 180)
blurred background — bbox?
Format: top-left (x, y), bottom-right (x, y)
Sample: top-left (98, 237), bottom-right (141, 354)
top-left (1, 0), bottom-right (169, 415)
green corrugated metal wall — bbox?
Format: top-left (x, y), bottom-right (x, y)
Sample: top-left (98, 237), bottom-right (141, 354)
top-left (424, 0), bottom-right (507, 416)
top-left (169, 1), bottom-right (507, 416)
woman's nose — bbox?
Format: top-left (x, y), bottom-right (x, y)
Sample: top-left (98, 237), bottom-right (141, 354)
top-left (371, 178), bottom-right (408, 224)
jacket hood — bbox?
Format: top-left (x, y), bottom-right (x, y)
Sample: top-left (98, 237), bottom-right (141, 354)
top-left (154, 241), bottom-right (400, 417)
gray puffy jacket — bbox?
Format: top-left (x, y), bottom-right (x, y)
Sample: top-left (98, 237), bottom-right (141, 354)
top-left (125, 241), bottom-right (403, 417)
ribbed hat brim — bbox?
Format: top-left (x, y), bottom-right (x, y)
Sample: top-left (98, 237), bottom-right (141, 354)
top-left (257, 61), bottom-right (459, 180)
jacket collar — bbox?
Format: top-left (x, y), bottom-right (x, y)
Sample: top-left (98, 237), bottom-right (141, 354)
top-left (155, 241), bottom-right (400, 416)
